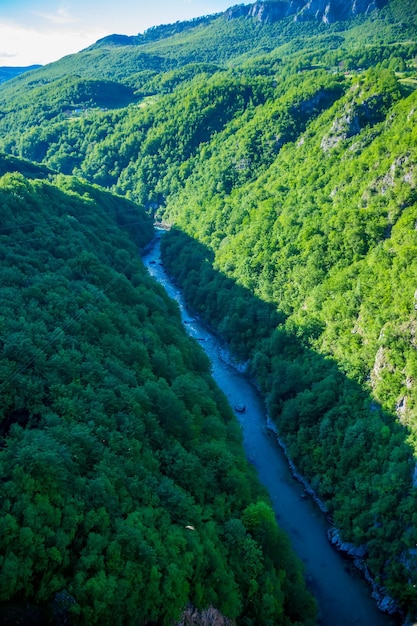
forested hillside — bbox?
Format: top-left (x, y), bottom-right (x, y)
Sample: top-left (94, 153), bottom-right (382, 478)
top-left (0, 155), bottom-right (316, 625)
top-left (1, 0), bottom-right (417, 620)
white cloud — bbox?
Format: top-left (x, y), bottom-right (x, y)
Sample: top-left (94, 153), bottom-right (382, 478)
top-left (33, 6), bottom-right (77, 25)
top-left (0, 51), bottom-right (18, 60)
top-left (0, 21), bottom-right (105, 66)
top-left (0, 0), bottom-right (235, 67)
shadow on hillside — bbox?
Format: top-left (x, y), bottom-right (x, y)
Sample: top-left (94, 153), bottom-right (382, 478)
top-left (160, 227), bottom-right (417, 615)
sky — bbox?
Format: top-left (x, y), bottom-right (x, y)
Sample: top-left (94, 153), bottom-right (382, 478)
top-left (0, 0), bottom-right (239, 67)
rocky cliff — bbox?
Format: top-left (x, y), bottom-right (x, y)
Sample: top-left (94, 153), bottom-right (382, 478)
top-left (227, 0), bottom-right (386, 24)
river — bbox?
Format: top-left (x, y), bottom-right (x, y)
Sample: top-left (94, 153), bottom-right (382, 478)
top-left (143, 233), bottom-right (398, 626)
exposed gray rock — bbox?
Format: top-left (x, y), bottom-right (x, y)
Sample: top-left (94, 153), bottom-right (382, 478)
top-left (353, 0), bottom-right (378, 15)
top-left (294, 0), bottom-right (335, 23)
top-left (327, 527), bottom-right (368, 558)
top-left (226, 4), bottom-right (253, 20)
top-left (370, 345), bottom-right (393, 392)
top-left (177, 605), bottom-right (234, 625)
top-left (226, 0), bottom-right (384, 25)
top-left (321, 105), bottom-right (361, 151)
top-left (372, 589), bottom-right (399, 615)
top-left (265, 424), bottom-right (403, 619)
top-left (321, 90), bottom-right (390, 152)
top-left (298, 0), bottom-right (382, 22)
top-left (247, 1), bottom-right (295, 21)
top-left (328, 535), bottom-right (400, 616)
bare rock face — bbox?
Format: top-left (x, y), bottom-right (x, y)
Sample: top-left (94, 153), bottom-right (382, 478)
top-left (247, 1), bottom-right (293, 21)
top-left (177, 606), bottom-right (235, 626)
top-left (294, 0), bottom-right (335, 23)
top-left (293, 0), bottom-right (379, 22)
top-left (352, 0), bottom-right (378, 15)
top-left (327, 529), bottom-right (399, 616)
top-left (226, 1), bottom-right (295, 21)
top-left (327, 527), bottom-right (368, 558)
top-left (321, 103), bottom-right (362, 151)
top-left (226, 0), bottom-right (385, 24)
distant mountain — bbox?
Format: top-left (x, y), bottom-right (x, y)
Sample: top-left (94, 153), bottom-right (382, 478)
top-left (90, 0), bottom-right (386, 52)
top-left (89, 13), bottom-right (220, 49)
top-left (0, 65), bottom-right (41, 84)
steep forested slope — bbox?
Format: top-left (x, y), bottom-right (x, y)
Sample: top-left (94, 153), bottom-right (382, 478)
top-left (1, 0), bottom-right (417, 618)
top-left (0, 156), bottom-right (316, 625)
top-left (160, 69), bottom-right (417, 605)
top-left (159, 55), bottom-right (417, 617)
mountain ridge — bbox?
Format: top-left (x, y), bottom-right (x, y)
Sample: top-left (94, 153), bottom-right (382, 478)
top-left (89, 0), bottom-right (386, 53)
top-left (227, 0), bottom-right (385, 24)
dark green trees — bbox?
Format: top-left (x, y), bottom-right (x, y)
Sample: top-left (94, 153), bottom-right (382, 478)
top-left (0, 163), bottom-right (316, 625)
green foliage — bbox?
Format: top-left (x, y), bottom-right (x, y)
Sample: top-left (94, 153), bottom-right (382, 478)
top-left (1, 1), bottom-right (417, 618)
top-left (161, 220), bottom-right (417, 613)
top-left (0, 164), bottom-right (316, 625)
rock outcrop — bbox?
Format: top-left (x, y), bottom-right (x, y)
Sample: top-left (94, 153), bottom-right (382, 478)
top-left (177, 606), bottom-right (235, 626)
top-left (321, 103), bottom-right (362, 151)
top-left (226, 0), bottom-right (386, 25)
top-left (327, 528), bottom-right (400, 616)
top-left (327, 527), bottom-right (368, 558)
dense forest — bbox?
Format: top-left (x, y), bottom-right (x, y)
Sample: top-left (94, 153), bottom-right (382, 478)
top-left (0, 155), bottom-right (316, 625)
top-left (1, 0), bottom-right (417, 621)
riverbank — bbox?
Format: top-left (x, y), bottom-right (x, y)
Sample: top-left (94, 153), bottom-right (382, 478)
top-left (143, 234), bottom-right (399, 626)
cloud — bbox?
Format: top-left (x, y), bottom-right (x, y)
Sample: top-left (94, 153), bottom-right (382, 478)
top-left (0, 51), bottom-right (18, 59)
top-left (0, 20), bottom-right (105, 66)
top-left (33, 6), bottom-right (77, 26)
